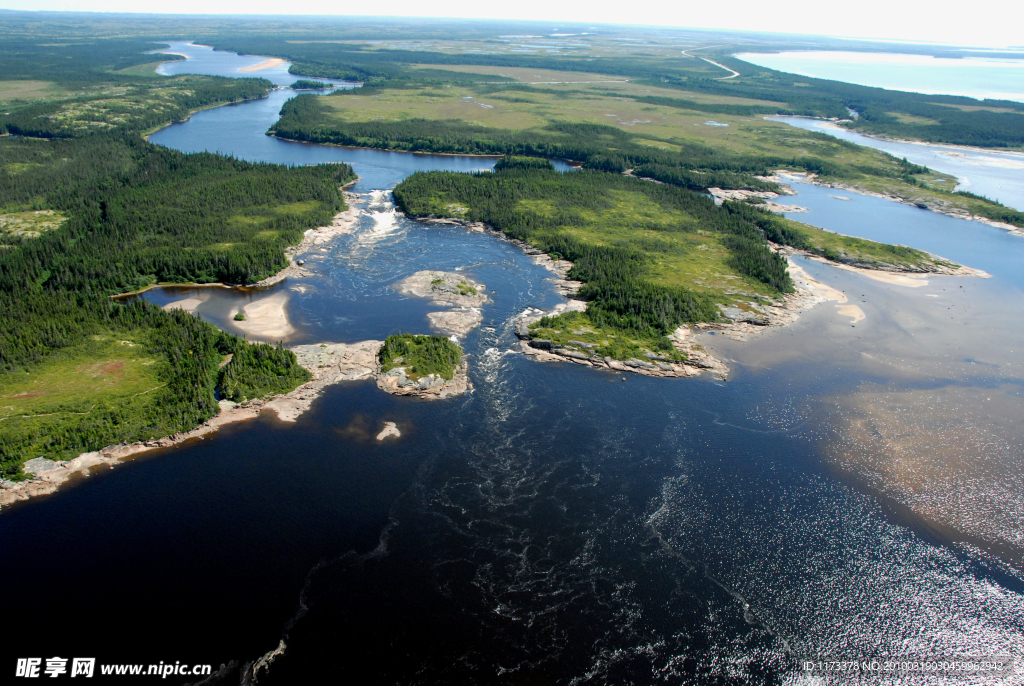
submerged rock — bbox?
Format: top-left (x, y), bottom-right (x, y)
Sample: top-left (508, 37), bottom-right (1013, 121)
top-left (376, 422), bottom-right (401, 441)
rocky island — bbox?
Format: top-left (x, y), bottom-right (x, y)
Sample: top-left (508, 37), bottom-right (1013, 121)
top-left (393, 270), bottom-right (489, 338)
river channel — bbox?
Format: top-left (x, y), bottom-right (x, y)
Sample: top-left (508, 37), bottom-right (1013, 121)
top-left (3, 43), bottom-right (1022, 684)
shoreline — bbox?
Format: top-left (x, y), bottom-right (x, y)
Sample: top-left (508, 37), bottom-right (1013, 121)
top-left (253, 187), bottom-right (361, 288)
top-left (5, 185), bottom-right (988, 511)
top-left (270, 135), bottom-right (511, 159)
top-left (1, 190), bottom-right (368, 511)
top-left (0, 334), bottom-right (470, 512)
top-left (411, 213), bottom-right (985, 381)
top-left (239, 57), bottom-right (288, 72)
top-left (768, 170), bottom-right (1024, 239)
top-left (109, 184), bottom-right (362, 300)
top-left (767, 115), bottom-right (1024, 156)
top-left (141, 91), bottom-right (272, 140)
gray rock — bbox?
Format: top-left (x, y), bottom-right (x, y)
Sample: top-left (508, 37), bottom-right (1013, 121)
top-left (624, 358), bottom-right (657, 370)
top-left (529, 339), bottom-right (554, 351)
top-left (514, 322), bottom-right (533, 340)
top-left (23, 458), bottom-right (63, 475)
top-left (567, 340), bottom-right (598, 349)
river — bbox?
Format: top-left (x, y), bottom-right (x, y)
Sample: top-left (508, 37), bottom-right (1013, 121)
top-left (769, 116), bottom-right (1024, 212)
top-left (3, 44), bottom-right (1023, 684)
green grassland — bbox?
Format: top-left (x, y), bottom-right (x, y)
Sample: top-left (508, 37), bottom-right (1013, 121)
top-left (0, 80), bottom-right (74, 108)
top-left (778, 217), bottom-right (946, 270)
top-left (0, 37), bottom-right (352, 478)
top-left (396, 163), bottom-right (963, 362)
top-left (378, 334), bottom-right (462, 381)
top-left (273, 79), bottom-right (1023, 229)
top-left (0, 210), bottom-right (66, 240)
top-left (0, 335), bottom-right (170, 463)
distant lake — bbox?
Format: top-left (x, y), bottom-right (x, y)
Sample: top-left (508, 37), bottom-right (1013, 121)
top-left (736, 51), bottom-right (1024, 103)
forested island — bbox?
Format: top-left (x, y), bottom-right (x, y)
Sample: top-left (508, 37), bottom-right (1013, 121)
top-left (269, 82), bottom-right (1024, 231)
top-left (394, 159), bottom-right (963, 366)
top-left (291, 79), bottom-right (335, 90)
top-left (0, 12), bottom-right (1010, 483)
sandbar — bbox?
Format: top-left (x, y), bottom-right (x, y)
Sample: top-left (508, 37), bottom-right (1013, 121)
top-left (394, 270), bottom-right (489, 338)
top-left (239, 58), bottom-right (286, 72)
top-left (234, 292), bottom-right (295, 341)
top-left (162, 295), bottom-right (208, 313)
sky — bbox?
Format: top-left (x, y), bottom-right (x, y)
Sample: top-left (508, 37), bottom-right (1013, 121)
top-left (2, 0), bottom-right (1021, 49)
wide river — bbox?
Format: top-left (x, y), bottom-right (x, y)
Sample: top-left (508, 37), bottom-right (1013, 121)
top-left (4, 44), bottom-right (1023, 684)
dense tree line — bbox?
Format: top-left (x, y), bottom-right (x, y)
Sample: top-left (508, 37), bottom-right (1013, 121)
top-left (1, 77), bottom-right (271, 138)
top-left (219, 339), bottom-right (311, 402)
top-left (0, 37), bottom-right (184, 84)
top-left (274, 95), bottom-right (820, 190)
top-left (0, 126), bottom-right (353, 471)
top-left (395, 165), bottom-right (794, 340)
top-left (378, 334), bottom-right (462, 380)
top-left (291, 80), bottom-right (335, 90)
top-left (216, 36), bottom-right (1024, 148)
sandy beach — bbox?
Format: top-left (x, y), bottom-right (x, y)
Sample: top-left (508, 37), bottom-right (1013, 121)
top-left (239, 57), bottom-right (287, 72)
top-left (163, 294), bottom-right (210, 313)
top-left (234, 291), bottom-right (295, 341)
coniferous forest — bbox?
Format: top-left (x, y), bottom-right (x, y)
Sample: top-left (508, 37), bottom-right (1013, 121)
top-left (394, 164), bottom-right (793, 343)
top-left (0, 40), bottom-right (356, 476)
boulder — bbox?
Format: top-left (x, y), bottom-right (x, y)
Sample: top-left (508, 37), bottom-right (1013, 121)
top-left (514, 322), bottom-right (533, 340)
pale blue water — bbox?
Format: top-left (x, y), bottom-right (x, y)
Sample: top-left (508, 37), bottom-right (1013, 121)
top-left (769, 116), bottom-right (1024, 211)
top-left (737, 51), bottom-right (1024, 103)
top-left (154, 41), bottom-right (299, 87)
top-left (782, 181), bottom-right (1024, 287)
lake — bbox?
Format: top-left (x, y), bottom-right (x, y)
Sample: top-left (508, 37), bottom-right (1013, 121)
top-left (737, 51), bottom-right (1024, 103)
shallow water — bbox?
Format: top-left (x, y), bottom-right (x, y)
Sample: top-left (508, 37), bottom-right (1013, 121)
top-left (4, 45), bottom-right (1024, 685)
top-left (770, 116), bottom-right (1024, 211)
top-left (155, 41), bottom-right (299, 87)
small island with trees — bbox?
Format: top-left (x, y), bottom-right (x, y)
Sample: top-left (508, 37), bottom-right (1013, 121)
top-left (376, 334), bottom-right (470, 398)
top-left (291, 79), bottom-right (334, 90)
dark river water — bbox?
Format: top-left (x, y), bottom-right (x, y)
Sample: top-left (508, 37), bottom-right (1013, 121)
top-left (3, 44), bottom-right (1023, 684)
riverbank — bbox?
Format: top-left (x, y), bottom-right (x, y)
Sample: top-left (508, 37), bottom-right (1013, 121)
top-left (776, 116), bottom-right (1024, 157)
top-left (253, 187), bottom-right (362, 288)
top-left (0, 332), bottom-right (472, 510)
top-left (422, 213), bottom-right (988, 380)
top-left (240, 57), bottom-right (287, 72)
top-left (767, 169), bottom-right (1024, 239)
top-left (140, 91), bottom-right (273, 140)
